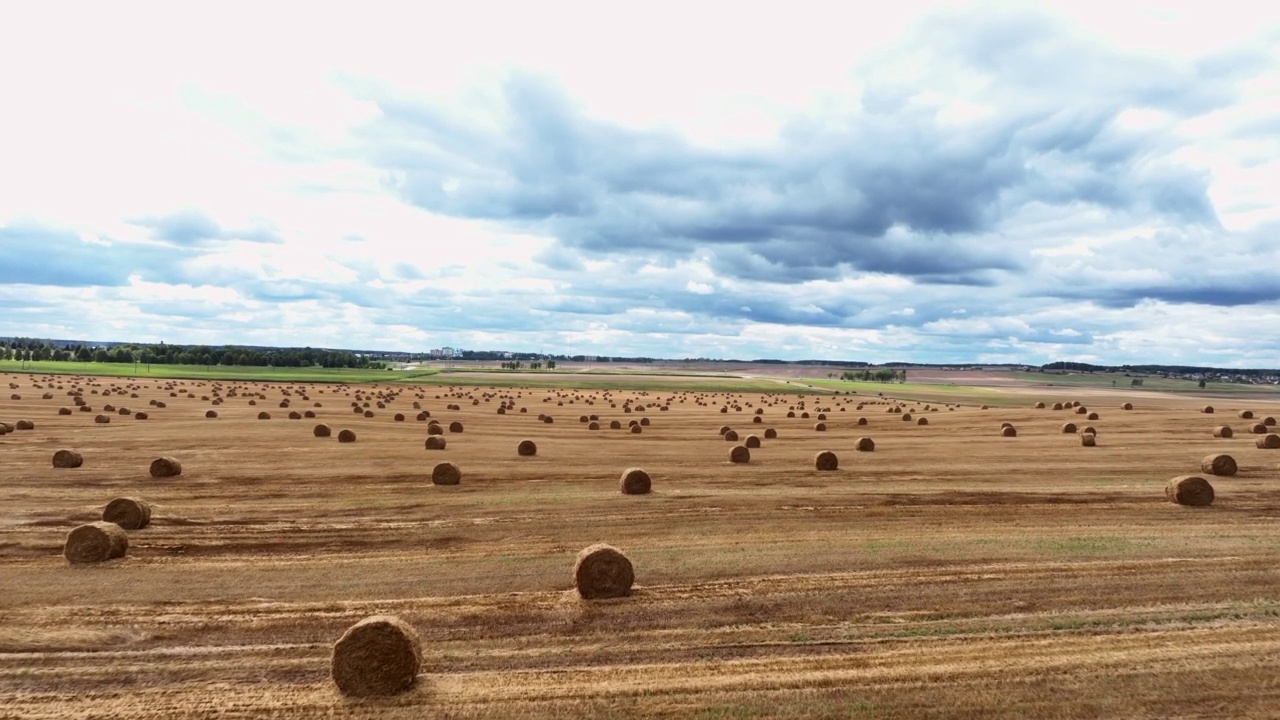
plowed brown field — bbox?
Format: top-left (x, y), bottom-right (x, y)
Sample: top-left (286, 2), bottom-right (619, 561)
top-left (3, 373), bottom-right (1279, 718)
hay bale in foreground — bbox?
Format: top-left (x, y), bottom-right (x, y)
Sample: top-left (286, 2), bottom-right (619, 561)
top-left (620, 467), bottom-right (651, 495)
top-left (1201, 454), bottom-right (1238, 476)
top-left (52, 449), bottom-right (83, 468)
top-left (574, 543), bottom-right (634, 599)
top-left (744, 434), bottom-right (761, 448)
top-left (1257, 434), bottom-right (1280, 449)
top-left (814, 450), bottom-right (838, 471)
top-left (432, 462), bottom-right (461, 485)
top-left (424, 436), bottom-right (446, 450)
top-left (1080, 433), bottom-right (1096, 447)
top-left (63, 521), bottom-right (128, 564)
top-left (855, 437), bottom-right (875, 452)
top-left (517, 439), bottom-right (537, 456)
top-left (102, 497), bottom-right (151, 530)
top-left (1213, 426), bottom-right (1233, 439)
top-left (729, 445), bottom-right (750, 463)
top-left (331, 615), bottom-right (423, 698)
top-left (149, 457), bottom-right (182, 478)
top-left (1166, 475), bottom-right (1214, 506)
top-left (337, 429), bottom-right (357, 443)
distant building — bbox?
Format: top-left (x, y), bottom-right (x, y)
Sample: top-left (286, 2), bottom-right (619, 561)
top-left (441, 347), bottom-right (455, 359)
top-left (429, 349), bottom-right (444, 359)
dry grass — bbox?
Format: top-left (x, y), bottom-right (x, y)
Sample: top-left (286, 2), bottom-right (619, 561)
top-left (3, 373), bottom-right (1280, 718)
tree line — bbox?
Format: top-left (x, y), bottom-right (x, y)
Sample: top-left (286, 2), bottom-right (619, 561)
top-left (838, 368), bottom-right (907, 383)
top-left (0, 338), bottom-right (383, 369)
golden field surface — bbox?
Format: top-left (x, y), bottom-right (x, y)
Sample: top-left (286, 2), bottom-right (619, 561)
top-left (2, 371), bottom-right (1280, 719)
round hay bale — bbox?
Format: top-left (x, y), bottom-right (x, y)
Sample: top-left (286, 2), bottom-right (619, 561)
top-left (517, 439), bottom-right (537, 456)
top-left (1239, 410), bottom-right (1254, 419)
top-left (15, 419), bottom-right (34, 430)
top-left (1080, 433), bottom-right (1096, 447)
top-left (620, 467), bottom-right (651, 495)
top-left (744, 434), bottom-right (761, 448)
top-left (856, 417), bottom-right (867, 425)
top-left (764, 428), bottom-right (777, 439)
top-left (52, 449), bottom-right (84, 468)
top-left (133, 412), bottom-right (149, 420)
top-left (1250, 423), bottom-right (1268, 434)
top-left (752, 415), bottom-right (762, 424)
top-left (338, 429), bottom-right (357, 443)
top-left (917, 417), bottom-right (928, 425)
top-left (394, 413), bottom-right (405, 422)
top-left (814, 450), bottom-right (838, 471)
top-left (427, 423), bottom-right (443, 435)
top-left (729, 445), bottom-right (750, 463)
top-left (1166, 475), bottom-right (1214, 506)
top-left (424, 436), bottom-right (447, 450)
top-left (102, 497), bottom-right (151, 530)
top-left (1201, 453), bottom-right (1237, 476)
top-left (1122, 402), bottom-right (1133, 410)
top-left (1034, 401), bottom-right (1045, 409)
top-left (63, 521), bottom-right (128, 564)
top-left (94, 414), bottom-right (110, 424)
top-left (432, 462), bottom-right (461, 485)
top-left (855, 437), bottom-right (875, 452)
top-left (1052, 403), bottom-right (1064, 411)
top-left (1202, 405), bottom-right (1214, 414)
top-left (718, 425), bottom-right (732, 436)
top-left (1001, 426), bottom-right (1017, 437)
top-left (58, 407), bottom-right (72, 415)
top-left (1075, 406), bottom-right (1087, 415)
top-left (573, 544), bottom-right (634, 599)
top-left (314, 424), bottom-right (332, 437)
top-left (331, 615), bottom-right (422, 698)
top-left (149, 457), bottom-right (182, 478)
top-left (1079, 426), bottom-right (1097, 435)
top-left (609, 420), bottom-right (622, 430)
top-left (629, 424), bottom-right (641, 434)
top-left (1086, 412), bottom-right (1099, 420)
top-left (416, 412), bottom-right (428, 421)
top-left (448, 421), bottom-right (463, 433)
top-left (1061, 423), bottom-right (1077, 434)
top-left (588, 421), bottom-right (600, 430)
top-left (257, 411), bottom-right (271, 420)
top-left (205, 410), bottom-right (218, 419)
top-left (1213, 426), bottom-right (1233, 439)
top-left (288, 411), bottom-right (302, 420)
top-left (723, 429), bottom-right (739, 441)
top-left (813, 422), bottom-right (826, 432)
top-left (901, 413), bottom-right (912, 422)
top-left (1257, 434), bottom-right (1280, 449)
top-left (1263, 416), bottom-right (1276, 426)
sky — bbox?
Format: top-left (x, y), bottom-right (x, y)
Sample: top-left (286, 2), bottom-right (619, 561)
top-left (2, 1), bottom-right (1279, 365)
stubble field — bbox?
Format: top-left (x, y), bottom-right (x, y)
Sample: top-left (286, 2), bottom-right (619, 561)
top-left (2, 372), bottom-right (1279, 719)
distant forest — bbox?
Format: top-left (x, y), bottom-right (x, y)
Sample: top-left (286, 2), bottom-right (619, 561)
top-left (1039, 361), bottom-right (1278, 376)
top-left (0, 338), bottom-right (383, 369)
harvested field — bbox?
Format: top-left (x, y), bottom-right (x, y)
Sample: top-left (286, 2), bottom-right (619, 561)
top-left (3, 372), bottom-right (1280, 718)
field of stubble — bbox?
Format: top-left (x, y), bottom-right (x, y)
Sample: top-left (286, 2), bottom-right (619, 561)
top-left (2, 372), bottom-right (1279, 719)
